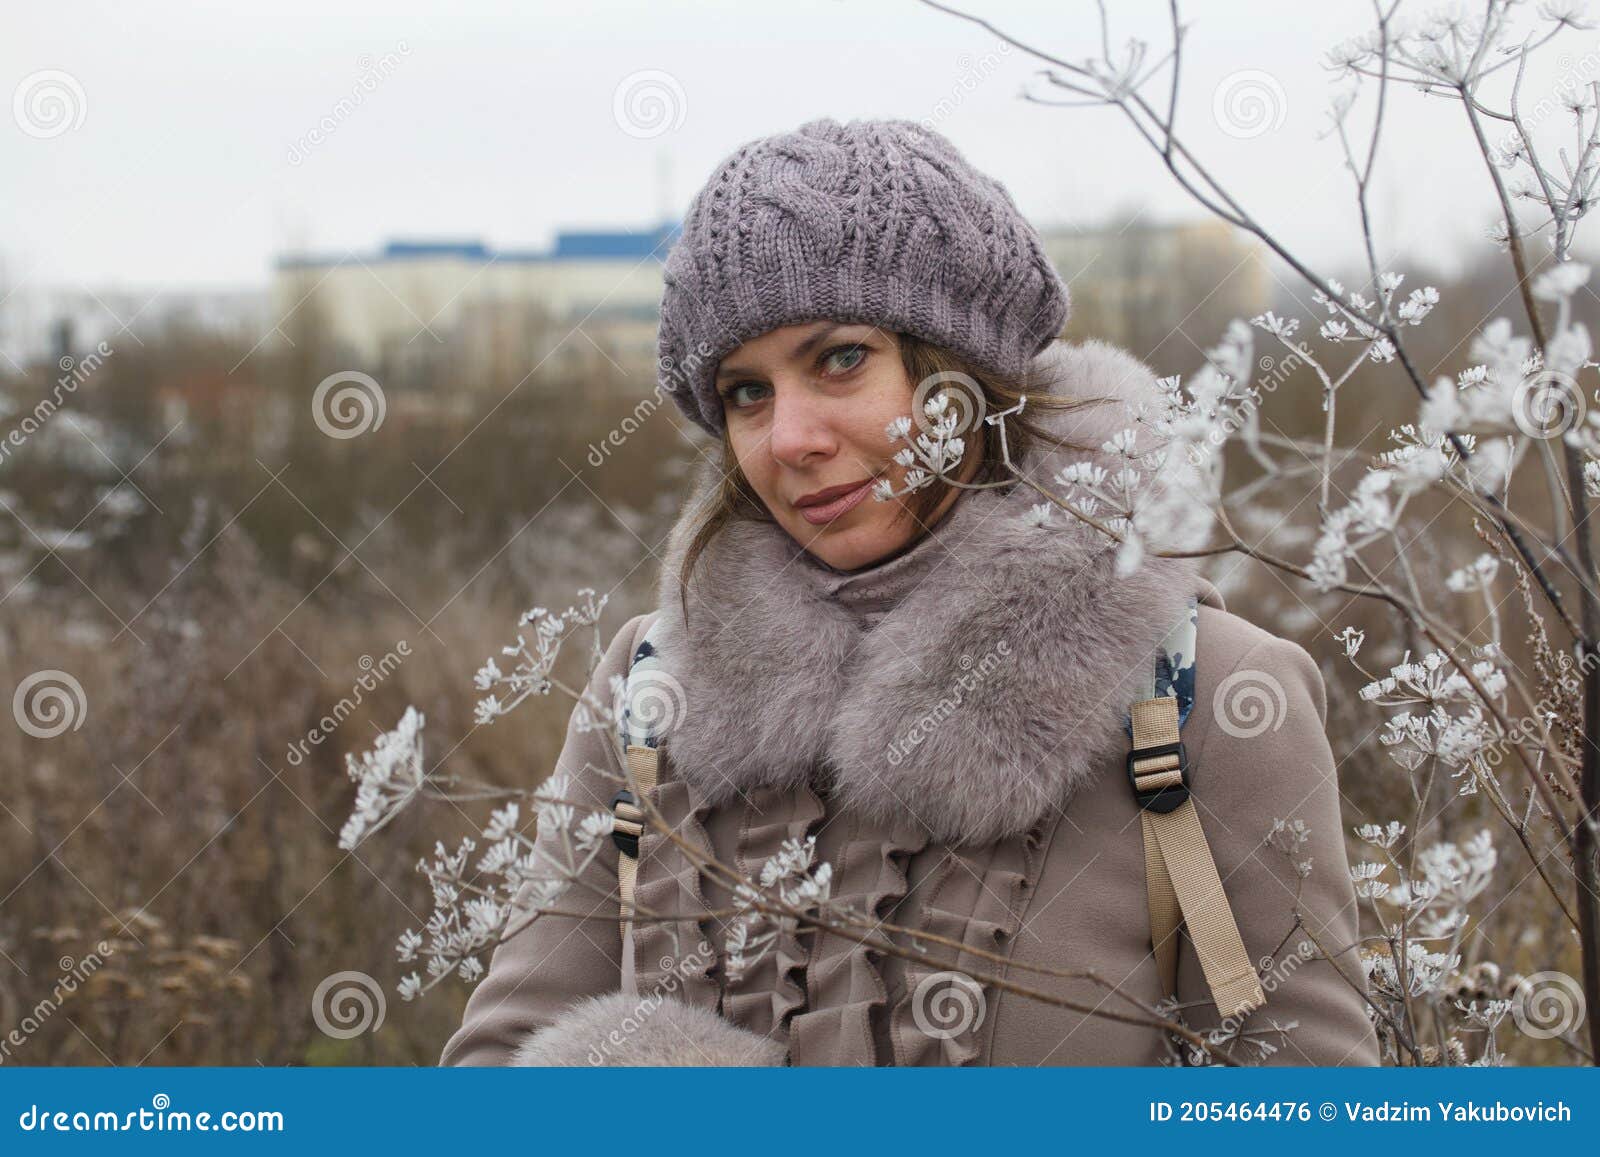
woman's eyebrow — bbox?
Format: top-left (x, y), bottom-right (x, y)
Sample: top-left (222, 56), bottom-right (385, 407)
top-left (716, 323), bottom-right (844, 380)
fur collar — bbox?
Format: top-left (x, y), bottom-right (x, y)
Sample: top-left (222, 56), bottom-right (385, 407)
top-left (650, 338), bottom-right (1210, 846)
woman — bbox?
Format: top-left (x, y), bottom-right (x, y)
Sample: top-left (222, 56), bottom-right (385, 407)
top-left (441, 117), bottom-right (1379, 1067)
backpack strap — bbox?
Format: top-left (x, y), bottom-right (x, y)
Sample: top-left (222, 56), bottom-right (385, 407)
top-left (612, 745), bottom-right (657, 995)
top-left (1125, 595), bottom-right (1265, 1021)
top-left (612, 619), bottom-right (667, 994)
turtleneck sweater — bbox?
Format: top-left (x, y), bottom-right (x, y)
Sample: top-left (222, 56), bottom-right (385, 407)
top-left (801, 467), bottom-right (1010, 630)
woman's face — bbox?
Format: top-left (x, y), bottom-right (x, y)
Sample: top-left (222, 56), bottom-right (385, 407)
top-left (715, 321), bottom-right (972, 571)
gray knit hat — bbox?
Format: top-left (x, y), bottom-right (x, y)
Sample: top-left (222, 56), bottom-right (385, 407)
top-left (656, 117), bottom-right (1071, 437)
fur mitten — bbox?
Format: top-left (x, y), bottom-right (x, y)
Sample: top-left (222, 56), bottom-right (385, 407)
top-left (510, 992), bottom-right (786, 1066)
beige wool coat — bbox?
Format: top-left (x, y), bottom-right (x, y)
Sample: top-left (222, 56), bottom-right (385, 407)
top-left (440, 340), bottom-right (1381, 1068)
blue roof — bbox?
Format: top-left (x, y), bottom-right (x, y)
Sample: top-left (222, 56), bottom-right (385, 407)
top-left (381, 240), bottom-right (490, 260)
top-left (276, 223), bottom-right (681, 270)
top-left (553, 223), bottom-right (681, 258)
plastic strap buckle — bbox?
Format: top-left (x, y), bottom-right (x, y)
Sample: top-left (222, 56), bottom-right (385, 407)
top-left (611, 789), bottom-right (644, 857)
top-left (1126, 741), bottom-right (1191, 814)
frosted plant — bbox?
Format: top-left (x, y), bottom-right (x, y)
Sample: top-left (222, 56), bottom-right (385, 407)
top-left (338, 588), bottom-right (633, 1002)
top-left (876, 354), bottom-right (1219, 576)
top-left (1346, 822), bottom-right (1517, 1061)
top-left (874, 391), bottom-right (968, 500)
top-left (390, 771), bottom-right (620, 1002)
top-left (473, 588), bottom-right (614, 732)
top-left (1359, 648), bottom-right (1510, 795)
top-left (1307, 470), bottom-right (1404, 593)
top-left (1184, 1015), bottom-right (1303, 1067)
top-left (1267, 817), bottom-right (1314, 880)
top-left (724, 835), bottom-right (835, 985)
top-left (909, 0), bottom-right (1600, 1061)
top-left (338, 705), bottom-right (426, 851)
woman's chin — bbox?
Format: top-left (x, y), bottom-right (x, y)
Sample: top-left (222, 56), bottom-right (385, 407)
top-left (789, 514), bottom-right (905, 573)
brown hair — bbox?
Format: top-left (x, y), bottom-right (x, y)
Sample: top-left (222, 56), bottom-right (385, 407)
top-left (672, 332), bottom-right (1110, 618)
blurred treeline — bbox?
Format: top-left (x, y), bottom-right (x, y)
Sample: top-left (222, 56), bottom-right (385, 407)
top-left (0, 300), bottom-right (684, 1065)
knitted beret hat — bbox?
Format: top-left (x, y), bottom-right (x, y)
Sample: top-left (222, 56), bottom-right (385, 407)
top-left (656, 117), bottom-right (1071, 437)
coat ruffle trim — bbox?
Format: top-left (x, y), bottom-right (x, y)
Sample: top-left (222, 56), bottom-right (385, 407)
top-left (631, 778), bottom-right (722, 1010)
top-left (786, 810), bottom-right (930, 1065)
top-left (720, 785), bottom-right (827, 1042)
top-left (888, 822), bottom-right (1047, 1065)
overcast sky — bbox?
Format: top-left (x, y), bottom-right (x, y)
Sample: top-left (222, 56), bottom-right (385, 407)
top-left (5, 0), bottom-right (1596, 295)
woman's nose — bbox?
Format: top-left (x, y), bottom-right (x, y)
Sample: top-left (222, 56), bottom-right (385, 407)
top-left (767, 386), bottom-right (837, 467)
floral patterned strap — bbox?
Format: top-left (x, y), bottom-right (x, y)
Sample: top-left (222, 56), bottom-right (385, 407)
top-left (618, 617), bottom-right (670, 751)
top-left (613, 616), bottom-right (671, 992)
top-left (1123, 593), bottom-right (1198, 739)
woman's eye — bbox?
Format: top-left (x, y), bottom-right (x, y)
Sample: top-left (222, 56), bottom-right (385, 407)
top-left (727, 382), bottom-right (771, 408)
top-left (822, 344), bottom-right (867, 374)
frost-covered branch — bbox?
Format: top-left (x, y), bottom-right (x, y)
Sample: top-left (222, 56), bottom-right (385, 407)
top-left (914, 0), bottom-right (1600, 1063)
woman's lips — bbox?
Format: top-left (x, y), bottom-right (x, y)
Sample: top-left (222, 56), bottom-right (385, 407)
top-left (797, 477), bottom-right (876, 525)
